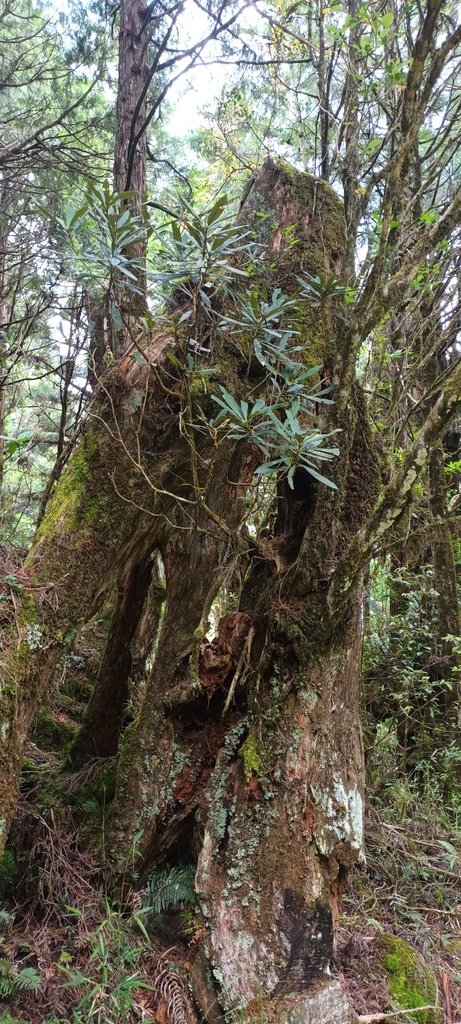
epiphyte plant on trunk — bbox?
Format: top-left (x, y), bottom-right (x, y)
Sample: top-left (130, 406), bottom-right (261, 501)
top-left (50, 181), bottom-right (151, 340)
top-left (59, 183), bottom-right (343, 493)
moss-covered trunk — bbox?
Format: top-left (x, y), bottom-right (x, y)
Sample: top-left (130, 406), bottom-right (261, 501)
top-left (104, 452), bottom-right (247, 872)
top-left (2, 159), bottom-right (382, 1022)
top-left (0, 333), bottom-right (207, 843)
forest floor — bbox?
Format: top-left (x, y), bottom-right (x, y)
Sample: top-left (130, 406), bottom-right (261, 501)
top-left (0, 786), bottom-right (459, 1024)
top-left (337, 801), bottom-right (460, 1023)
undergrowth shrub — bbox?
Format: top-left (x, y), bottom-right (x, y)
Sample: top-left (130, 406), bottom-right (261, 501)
top-left (363, 564), bottom-right (461, 809)
top-left (58, 903), bottom-right (152, 1024)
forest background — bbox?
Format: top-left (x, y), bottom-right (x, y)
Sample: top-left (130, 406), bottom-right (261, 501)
top-left (0, 0), bottom-right (460, 1022)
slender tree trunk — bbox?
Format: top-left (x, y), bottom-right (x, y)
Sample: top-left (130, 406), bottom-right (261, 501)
top-left (112, 0), bottom-right (149, 328)
top-left (0, 191), bottom-right (9, 506)
top-left (69, 553), bottom-right (155, 764)
top-left (429, 443), bottom-right (461, 732)
top-left (113, 0), bottom-right (148, 201)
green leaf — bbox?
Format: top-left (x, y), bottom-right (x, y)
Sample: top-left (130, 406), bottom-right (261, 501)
top-left (302, 464), bottom-right (337, 489)
top-left (117, 209), bottom-right (131, 228)
top-left (67, 205), bottom-right (89, 230)
top-left (254, 460), bottom-right (283, 476)
top-left (110, 302), bottom-right (124, 331)
top-left (207, 194), bottom-right (228, 225)
top-left (170, 219), bottom-right (182, 244)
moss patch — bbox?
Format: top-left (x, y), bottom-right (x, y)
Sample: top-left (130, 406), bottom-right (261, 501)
top-left (240, 733), bottom-right (263, 783)
top-left (379, 934), bottom-right (441, 1024)
top-left (33, 709), bottom-right (77, 752)
top-left (35, 429), bottom-right (101, 540)
top-left (0, 848), bottom-right (18, 898)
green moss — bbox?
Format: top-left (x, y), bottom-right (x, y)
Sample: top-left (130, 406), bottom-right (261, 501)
top-left (380, 934), bottom-right (441, 1024)
top-left (33, 709), bottom-right (77, 752)
top-left (240, 734), bottom-right (262, 783)
top-left (35, 429), bottom-right (101, 539)
top-left (84, 498), bottom-right (103, 522)
top-left (0, 848), bottom-right (17, 898)
top-left (115, 720), bottom-right (136, 786)
top-left (95, 761), bottom-right (117, 801)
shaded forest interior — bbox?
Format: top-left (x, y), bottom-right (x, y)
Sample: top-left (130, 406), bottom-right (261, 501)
top-left (0, 1), bottom-right (460, 1022)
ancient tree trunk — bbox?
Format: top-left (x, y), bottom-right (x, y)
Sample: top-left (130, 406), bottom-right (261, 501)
top-left (2, 160), bottom-right (382, 1023)
top-left (99, 162), bottom-right (378, 1019)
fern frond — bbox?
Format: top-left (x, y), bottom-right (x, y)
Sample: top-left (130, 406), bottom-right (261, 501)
top-left (0, 957), bottom-right (11, 977)
top-left (0, 908), bottom-right (12, 929)
top-left (155, 964), bottom-right (197, 1024)
top-left (14, 966), bottom-right (42, 992)
top-left (144, 866), bottom-right (196, 916)
top-left (0, 973), bottom-right (14, 997)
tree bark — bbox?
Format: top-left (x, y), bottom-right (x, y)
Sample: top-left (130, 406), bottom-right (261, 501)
top-left (0, 334), bottom-right (202, 842)
top-left (196, 584), bottom-right (365, 1012)
top-left (104, 456), bottom-right (248, 873)
top-left (112, 0), bottom-right (149, 328)
top-left (429, 443), bottom-right (461, 732)
top-left (69, 553), bottom-right (156, 764)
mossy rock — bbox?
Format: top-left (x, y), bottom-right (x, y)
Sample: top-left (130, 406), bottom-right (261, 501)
top-left (379, 934), bottom-right (442, 1024)
top-left (0, 848), bottom-right (18, 899)
top-left (33, 709), bottom-right (77, 752)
